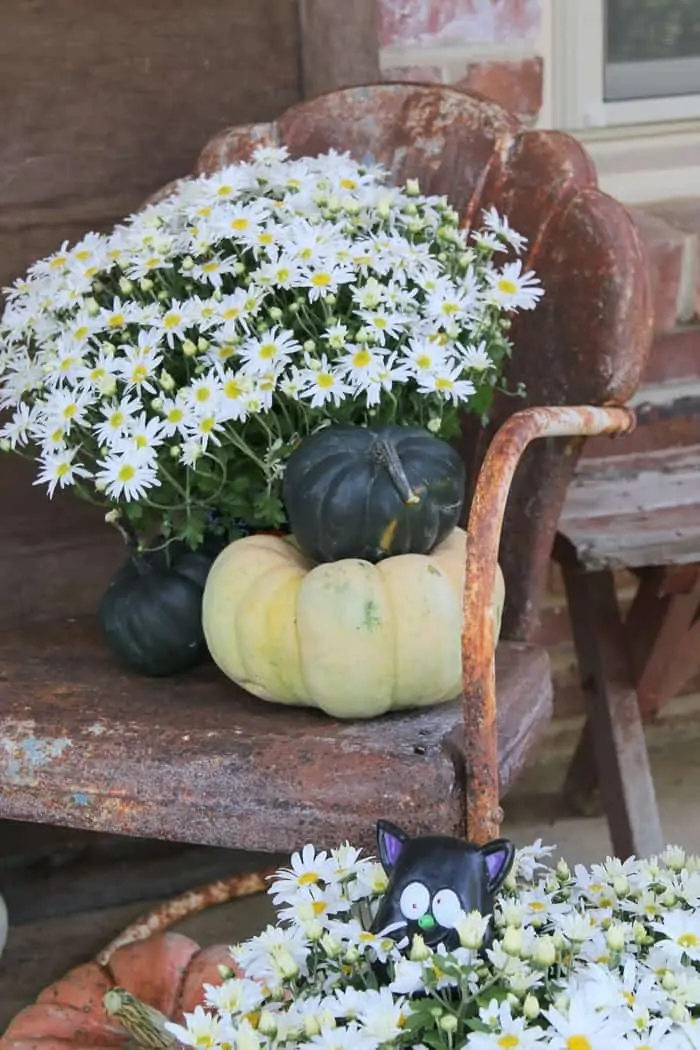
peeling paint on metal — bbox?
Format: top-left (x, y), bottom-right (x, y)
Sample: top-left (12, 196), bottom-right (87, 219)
top-left (2, 733), bottom-right (72, 786)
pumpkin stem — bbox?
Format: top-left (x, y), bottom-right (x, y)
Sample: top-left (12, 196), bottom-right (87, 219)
top-left (104, 988), bottom-right (178, 1050)
top-left (372, 438), bottom-right (421, 505)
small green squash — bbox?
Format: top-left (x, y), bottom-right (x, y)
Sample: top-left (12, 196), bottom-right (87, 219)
top-left (283, 423), bottom-right (466, 564)
top-left (98, 543), bottom-right (214, 677)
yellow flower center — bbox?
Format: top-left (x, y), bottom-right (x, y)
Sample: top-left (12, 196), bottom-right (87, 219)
top-left (340, 178), bottom-right (357, 190)
top-left (199, 416), bottom-right (215, 434)
top-left (195, 388), bottom-right (211, 403)
top-left (258, 231), bottom-right (274, 245)
top-left (244, 298), bottom-right (259, 311)
top-left (316, 373), bottom-right (334, 389)
top-left (373, 317), bottom-right (387, 329)
top-left (203, 261), bottom-right (220, 273)
top-left (435, 377), bottom-right (454, 391)
top-left (679, 933), bottom-right (699, 949)
top-left (230, 217), bottom-right (249, 231)
top-left (73, 326), bottom-right (89, 340)
top-left (50, 428), bottom-right (65, 443)
top-left (353, 349), bottom-right (372, 368)
top-left (108, 249), bottom-right (122, 261)
top-left (567, 1037), bottom-right (592, 1050)
top-left (59, 357), bottom-right (77, 372)
top-left (276, 267), bottom-right (291, 282)
top-left (224, 380), bottom-right (243, 399)
top-left (62, 404), bottom-right (77, 419)
top-left (118, 464), bottom-right (136, 483)
top-left (163, 313), bottom-right (181, 330)
top-left (216, 186), bottom-right (233, 198)
top-left (108, 314), bottom-right (126, 328)
top-left (498, 278), bottom-right (518, 296)
top-left (56, 462), bottom-right (71, 479)
top-left (131, 365), bottom-right (148, 383)
top-left (90, 367), bottom-right (106, 381)
top-left (623, 991), bottom-right (635, 1006)
top-left (197, 205), bottom-right (212, 216)
top-left (109, 412), bottom-right (125, 428)
top-left (145, 256), bottom-right (161, 269)
top-left (529, 901), bottom-right (546, 911)
top-left (441, 302), bottom-right (459, 315)
top-left (222, 307), bottom-right (240, 320)
top-left (167, 408), bottom-right (184, 424)
top-left (298, 872), bottom-right (319, 886)
top-left (415, 354), bottom-right (432, 369)
top-left (50, 256), bottom-right (68, 270)
top-left (312, 901), bottom-right (327, 915)
top-left (258, 343), bottom-right (276, 360)
top-left (135, 435), bottom-right (148, 449)
top-left (75, 250), bottom-right (91, 261)
top-left (311, 272), bottom-right (332, 287)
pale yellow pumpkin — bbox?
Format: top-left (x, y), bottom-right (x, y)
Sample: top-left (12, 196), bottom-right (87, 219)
top-left (202, 527), bottom-right (505, 719)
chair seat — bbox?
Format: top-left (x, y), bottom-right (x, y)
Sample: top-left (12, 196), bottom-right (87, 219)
top-left (0, 618), bottom-right (551, 852)
top-left (559, 444), bottom-right (700, 571)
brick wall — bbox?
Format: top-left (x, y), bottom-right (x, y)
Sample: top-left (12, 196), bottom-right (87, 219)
top-left (378, 0), bottom-right (543, 119)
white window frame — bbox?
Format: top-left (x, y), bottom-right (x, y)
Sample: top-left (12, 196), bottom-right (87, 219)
top-left (538, 0), bottom-right (700, 204)
top-left (550, 0), bottom-right (700, 129)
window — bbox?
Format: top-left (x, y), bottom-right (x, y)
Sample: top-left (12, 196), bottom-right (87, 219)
top-left (551, 0), bottom-right (700, 129)
top-left (605, 0), bottom-right (700, 102)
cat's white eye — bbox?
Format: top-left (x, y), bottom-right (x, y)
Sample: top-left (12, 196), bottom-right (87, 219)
top-left (399, 881), bottom-right (430, 919)
top-left (431, 888), bottom-right (462, 928)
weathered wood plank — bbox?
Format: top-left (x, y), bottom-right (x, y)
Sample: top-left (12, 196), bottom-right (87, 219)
top-left (0, 0), bottom-right (302, 288)
top-left (0, 619), bottom-right (551, 852)
top-left (559, 444), bottom-right (700, 570)
top-left (299, 0), bottom-right (380, 99)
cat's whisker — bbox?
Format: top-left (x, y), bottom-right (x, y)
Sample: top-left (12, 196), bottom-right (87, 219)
top-left (378, 920), bottom-right (407, 937)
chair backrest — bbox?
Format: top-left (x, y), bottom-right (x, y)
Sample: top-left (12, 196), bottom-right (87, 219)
top-left (190, 83), bottom-right (654, 641)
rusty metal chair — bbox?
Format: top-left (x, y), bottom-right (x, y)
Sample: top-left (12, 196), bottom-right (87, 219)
top-left (0, 85), bottom-right (652, 854)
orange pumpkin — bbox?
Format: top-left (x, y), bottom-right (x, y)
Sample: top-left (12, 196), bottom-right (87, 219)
top-left (0, 869), bottom-right (273, 1049)
top-left (0, 933), bottom-right (232, 1049)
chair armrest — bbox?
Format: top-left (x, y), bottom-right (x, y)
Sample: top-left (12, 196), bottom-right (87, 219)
top-left (461, 405), bottom-right (636, 844)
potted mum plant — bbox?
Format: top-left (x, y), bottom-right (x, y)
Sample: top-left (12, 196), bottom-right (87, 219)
top-left (0, 146), bottom-right (541, 676)
top-left (15, 834), bottom-right (697, 1050)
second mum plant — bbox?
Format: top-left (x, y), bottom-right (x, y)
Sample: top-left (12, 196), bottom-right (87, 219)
top-left (0, 147), bottom-right (542, 685)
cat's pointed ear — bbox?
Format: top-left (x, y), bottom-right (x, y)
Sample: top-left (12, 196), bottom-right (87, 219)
top-left (377, 820), bottom-right (408, 873)
top-left (481, 839), bottom-right (515, 893)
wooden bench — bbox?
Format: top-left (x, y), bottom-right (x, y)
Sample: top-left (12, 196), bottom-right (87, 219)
top-left (0, 84), bottom-right (653, 853)
top-left (555, 442), bottom-right (700, 859)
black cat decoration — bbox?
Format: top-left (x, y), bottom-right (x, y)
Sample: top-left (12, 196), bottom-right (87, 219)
top-left (369, 820), bottom-right (515, 955)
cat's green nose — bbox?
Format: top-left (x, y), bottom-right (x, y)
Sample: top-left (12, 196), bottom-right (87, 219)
top-left (418, 914), bottom-right (436, 930)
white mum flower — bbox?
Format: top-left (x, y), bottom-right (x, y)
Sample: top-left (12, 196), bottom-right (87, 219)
top-left (652, 910), bottom-right (700, 962)
top-left (270, 844), bottom-right (337, 903)
top-left (298, 355), bottom-right (350, 407)
top-left (34, 449), bottom-right (91, 497)
top-left (487, 260), bottom-right (544, 311)
top-left (95, 448), bottom-right (159, 500)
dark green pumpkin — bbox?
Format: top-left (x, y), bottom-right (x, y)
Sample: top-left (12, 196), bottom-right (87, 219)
top-left (283, 423), bottom-right (466, 564)
top-left (98, 543), bottom-right (215, 677)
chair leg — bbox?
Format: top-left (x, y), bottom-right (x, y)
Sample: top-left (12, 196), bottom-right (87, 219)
top-left (560, 563), bottom-right (663, 859)
top-left (626, 566), bottom-right (700, 720)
